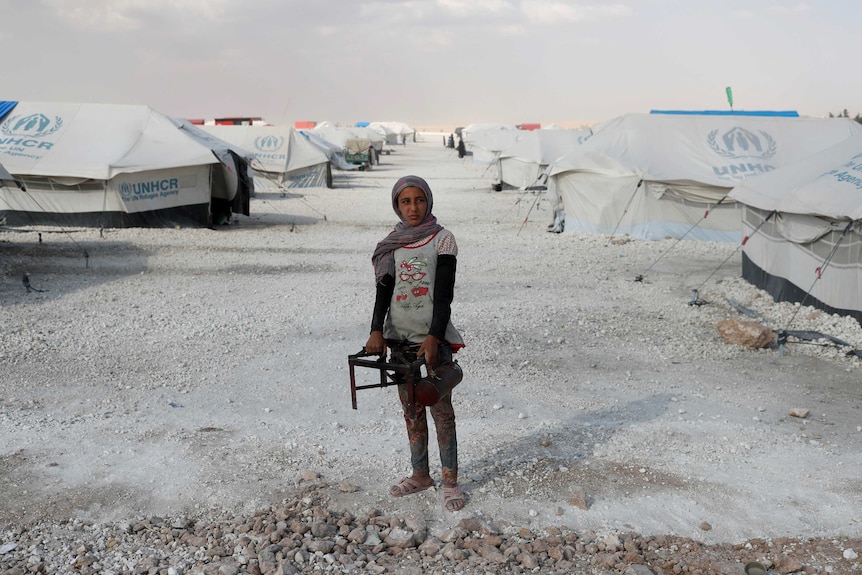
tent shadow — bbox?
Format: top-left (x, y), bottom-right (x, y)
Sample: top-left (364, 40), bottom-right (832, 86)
top-left (0, 231), bottom-right (151, 300)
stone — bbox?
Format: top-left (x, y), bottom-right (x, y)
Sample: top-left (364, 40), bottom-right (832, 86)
top-left (716, 319), bottom-right (774, 349)
top-left (417, 537), bottom-right (442, 557)
top-left (0, 543), bottom-right (17, 554)
top-left (300, 470), bottom-right (320, 481)
top-left (625, 565), bottom-right (656, 575)
top-left (347, 527), bottom-right (366, 544)
top-left (475, 543), bottom-right (508, 564)
top-left (310, 521), bottom-right (337, 538)
top-left (775, 554), bottom-right (805, 573)
top-left (789, 408), bottom-right (810, 419)
top-left (569, 487), bottom-right (590, 510)
top-left (384, 528), bottom-right (417, 548)
top-left (457, 517), bottom-right (486, 532)
top-left (517, 552), bottom-right (539, 568)
top-left (307, 539), bottom-right (334, 553)
top-left (438, 528), bottom-right (468, 543)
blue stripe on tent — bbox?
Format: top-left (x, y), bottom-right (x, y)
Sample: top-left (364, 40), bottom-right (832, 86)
top-left (355, 121), bottom-right (370, 127)
top-left (650, 109), bottom-right (799, 117)
top-left (0, 100), bottom-right (19, 121)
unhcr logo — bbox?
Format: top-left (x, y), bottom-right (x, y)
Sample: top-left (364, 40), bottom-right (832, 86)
top-left (118, 178), bottom-right (180, 202)
top-left (254, 135), bottom-right (285, 152)
top-left (707, 127), bottom-right (776, 159)
top-left (0, 114), bottom-right (64, 138)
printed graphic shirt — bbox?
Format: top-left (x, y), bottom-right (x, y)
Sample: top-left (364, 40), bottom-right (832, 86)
top-left (383, 230), bottom-right (464, 345)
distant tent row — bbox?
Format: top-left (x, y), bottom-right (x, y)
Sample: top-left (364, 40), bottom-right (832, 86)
top-left (200, 125), bottom-right (336, 191)
top-left (515, 111), bottom-right (862, 324)
top-left (0, 101), bottom-right (253, 227)
top-left (368, 121), bottom-right (416, 145)
top-left (0, 103), bottom-right (417, 228)
top-left (546, 113), bottom-right (862, 241)
top-left (498, 128), bottom-right (591, 190)
top-left (459, 124), bottom-right (591, 192)
top-left (310, 123), bottom-right (387, 167)
top-left (462, 124), bottom-right (519, 165)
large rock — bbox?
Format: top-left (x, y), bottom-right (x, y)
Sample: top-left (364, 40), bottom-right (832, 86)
top-left (717, 320), bottom-right (774, 349)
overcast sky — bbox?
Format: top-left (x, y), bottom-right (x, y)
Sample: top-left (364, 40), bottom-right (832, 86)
top-left (1, 0), bottom-right (857, 128)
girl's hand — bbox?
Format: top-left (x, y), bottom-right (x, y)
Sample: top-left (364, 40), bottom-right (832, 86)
top-left (418, 335), bottom-right (439, 368)
top-left (365, 331), bottom-right (387, 355)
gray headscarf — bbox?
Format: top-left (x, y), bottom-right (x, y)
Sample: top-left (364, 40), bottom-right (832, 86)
top-left (372, 175), bottom-right (443, 282)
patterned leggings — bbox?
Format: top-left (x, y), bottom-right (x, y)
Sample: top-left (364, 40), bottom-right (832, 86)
top-left (390, 343), bottom-right (459, 487)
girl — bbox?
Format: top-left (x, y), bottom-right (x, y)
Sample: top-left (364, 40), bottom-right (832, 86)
top-left (365, 175), bottom-right (466, 512)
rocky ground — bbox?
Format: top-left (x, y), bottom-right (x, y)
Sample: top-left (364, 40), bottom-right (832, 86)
top-left (2, 139), bottom-right (861, 574)
top-left (1, 480), bottom-right (860, 575)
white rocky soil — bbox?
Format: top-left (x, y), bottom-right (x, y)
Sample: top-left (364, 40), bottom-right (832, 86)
top-left (1, 139), bottom-right (860, 574)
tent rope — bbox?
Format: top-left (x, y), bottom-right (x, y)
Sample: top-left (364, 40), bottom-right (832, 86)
top-left (635, 196), bottom-right (727, 282)
top-left (257, 188), bottom-right (327, 223)
top-left (691, 209), bottom-right (777, 298)
top-left (480, 151), bottom-right (502, 179)
top-left (0, 179), bottom-right (94, 274)
top-left (515, 170), bottom-right (551, 236)
top-left (782, 219), bottom-right (855, 332)
top-left (606, 180), bottom-right (643, 248)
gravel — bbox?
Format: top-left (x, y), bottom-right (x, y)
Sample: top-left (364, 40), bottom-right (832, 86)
top-left (1, 139), bottom-right (860, 574)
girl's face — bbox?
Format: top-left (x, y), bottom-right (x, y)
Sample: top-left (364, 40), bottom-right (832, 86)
top-left (396, 186), bottom-right (428, 226)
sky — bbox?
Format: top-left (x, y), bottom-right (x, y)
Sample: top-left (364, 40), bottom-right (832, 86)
top-left (1, 0), bottom-right (859, 128)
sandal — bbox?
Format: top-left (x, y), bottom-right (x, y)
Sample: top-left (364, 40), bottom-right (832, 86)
top-left (389, 476), bottom-right (434, 498)
top-left (442, 485), bottom-right (466, 512)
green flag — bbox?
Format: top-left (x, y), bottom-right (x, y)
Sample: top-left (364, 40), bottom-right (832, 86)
top-left (726, 86), bottom-right (734, 109)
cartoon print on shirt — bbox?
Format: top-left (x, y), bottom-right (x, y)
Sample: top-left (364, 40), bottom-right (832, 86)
top-left (395, 257), bottom-right (430, 309)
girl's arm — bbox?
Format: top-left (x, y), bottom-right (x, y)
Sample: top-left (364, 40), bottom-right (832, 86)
top-left (420, 254), bottom-right (456, 366)
top-left (428, 254), bottom-right (456, 340)
top-left (365, 274), bottom-right (395, 353)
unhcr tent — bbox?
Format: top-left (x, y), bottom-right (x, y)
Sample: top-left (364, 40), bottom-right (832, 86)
top-left (201, 125), bottom-right (333, 190)
top-left (313, 123), bottom-right (386, 152)
top-left (461, 124), bottom-right (519, 165)
top-left (0, 159), bottom-right (19, 187)
top-left (728, 134), bottom-right (862, 323)
top-left (548, 113), bottom-right (862, 241)
top-left (368, 121), bottom-right (416, 145)
top-left (497, 128), bottom-right (591, 190)
top-left (311, 124), bottom-right (384, 167)
top-left (0, 101), bottom-right (253, 227)
top-left (298, 130), bottom-right (360, 171)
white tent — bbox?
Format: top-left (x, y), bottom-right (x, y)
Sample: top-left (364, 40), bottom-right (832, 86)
top-left (368, 121), bottom-right (416, 145)
top-left (548, 113), bottom-right (862, 241)
top-left (461, 124), bottom-right (519, 165)
top-left (0, 101), bottom-right (253, 227)
top-left (298, 130), bottom-right (360, 171)
top-left (0, 160), bottom-right (19, 187)
top-left (497, 128), bottom-right (591, 190)
top-left (728, 134), bottom-right (862, 323)
top-left (313, 123), bottom-right (385, 150)
top-left (201, 125), bottom-right (333, 190)
top-left (311, 124), bottom-right (385, 166)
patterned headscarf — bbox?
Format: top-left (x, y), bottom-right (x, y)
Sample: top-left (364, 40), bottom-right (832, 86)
top-left (372, 175), bottom-right (443, 282)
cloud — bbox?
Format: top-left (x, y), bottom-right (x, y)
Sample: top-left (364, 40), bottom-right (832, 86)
top-left (436, 0), bottom-right (514, 17)
top-left (520, 1), bottom-right (631, 25)
top-left (44, 0), bottom-right (231, 31)
top-left (768, 3), bottom-right (810, 15)
top-left (359, 1), bottom-right (436, 24)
